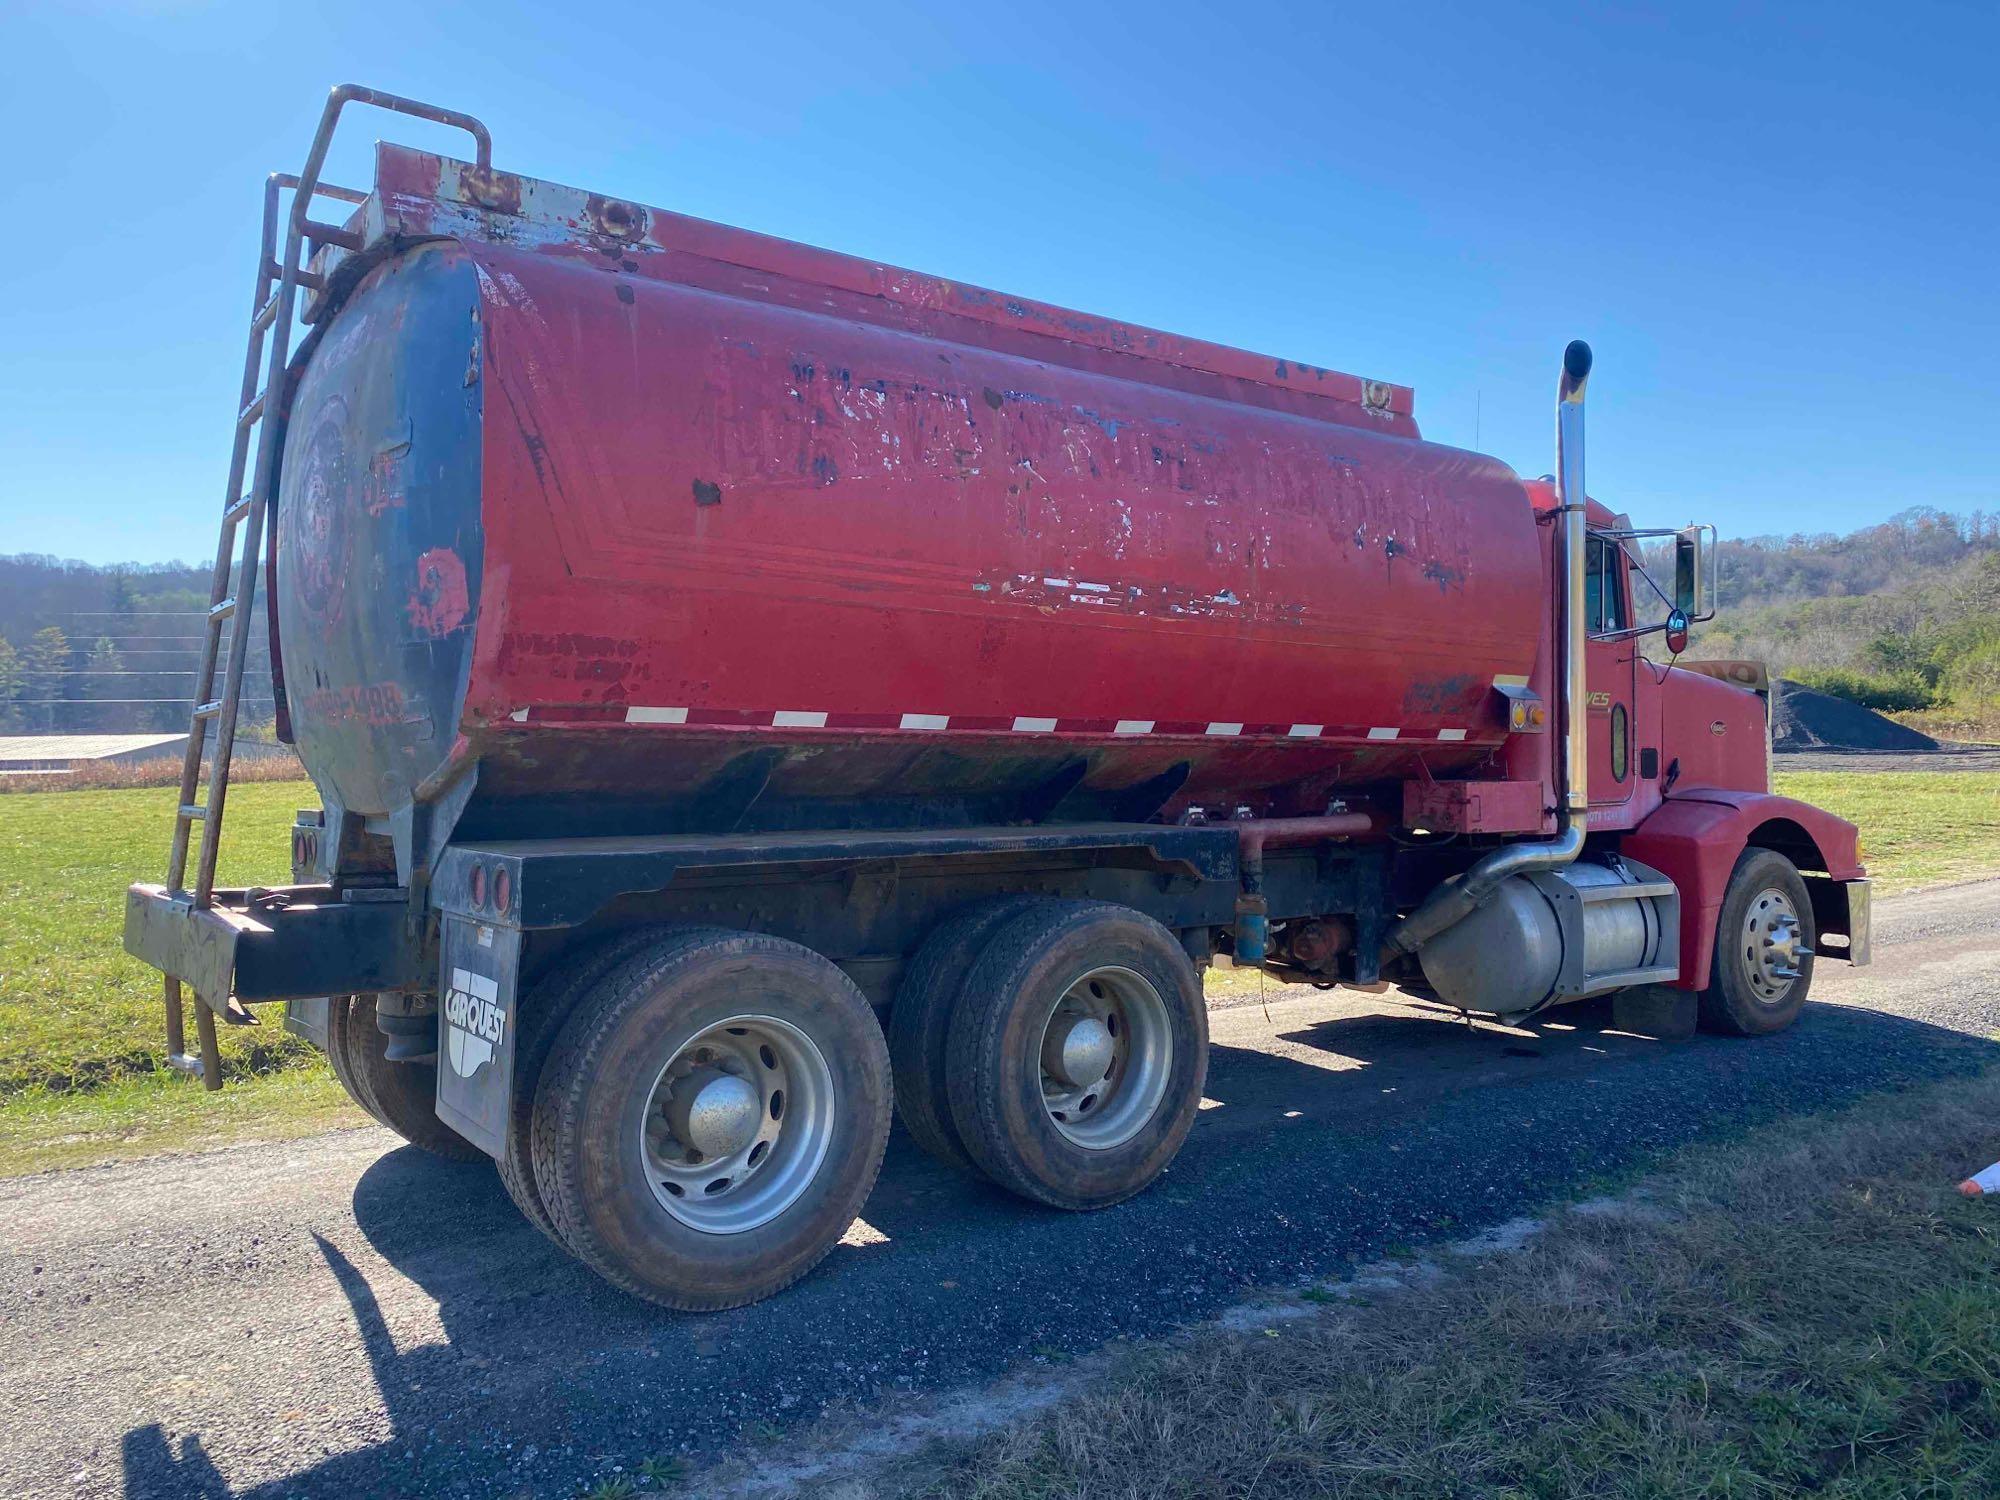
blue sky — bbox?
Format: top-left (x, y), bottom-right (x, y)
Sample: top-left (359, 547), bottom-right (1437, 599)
top-left (1, 0), bottom-right (1993, 565)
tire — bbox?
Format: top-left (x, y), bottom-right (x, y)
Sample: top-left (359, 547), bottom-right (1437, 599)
top-left (1698, 849), bottom-right (1817, 1037)
top-left (888, 896), bottom-right (1044, 1176)
top-left (337, 994), bottom-right (487, 1162)
top-left (945, 900), bottom-right (1207, 1211)
top-left (498, 929), bottom-right (668, 1245)
top-left (323, 994), bottom-right (374, 1119)
top-left (530, 928), bottom-right (893, 1311)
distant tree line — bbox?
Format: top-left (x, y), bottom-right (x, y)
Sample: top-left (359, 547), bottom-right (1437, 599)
top-left (0, 554), bottom-right (276, 737)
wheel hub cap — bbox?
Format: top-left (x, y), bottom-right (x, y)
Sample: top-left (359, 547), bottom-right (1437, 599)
top-left (668, 1067), bottom-right (761, 1158)
top-left (1044, 1014), bottom-right (1114, 1087)
top-left (1743, 889), bottom-right (1810, 1002)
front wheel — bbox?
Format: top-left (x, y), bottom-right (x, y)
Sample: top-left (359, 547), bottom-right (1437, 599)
top-left (530, 929), bottom-right (891, 1310)
top-left (1698, 849), bottom-right (1817, 1036)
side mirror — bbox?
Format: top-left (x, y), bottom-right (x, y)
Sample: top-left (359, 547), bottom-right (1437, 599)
top-left (1664, 606), bottom-right (1690, 655)
top-left (1674, 526), bottom-right (1707, 617)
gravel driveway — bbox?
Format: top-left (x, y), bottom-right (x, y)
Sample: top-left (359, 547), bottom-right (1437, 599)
top-left (6, 882), bottom-right (1997, 1500)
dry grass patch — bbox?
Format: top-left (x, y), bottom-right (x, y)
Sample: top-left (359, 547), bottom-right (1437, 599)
top-left (0, 750), bottom-right (304, 795)
top-left (892, 1069), bottom-right (2000, 1499)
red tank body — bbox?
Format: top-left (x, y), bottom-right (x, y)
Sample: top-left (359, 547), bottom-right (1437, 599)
top-left (280, 145), bottom-right (1545, 828)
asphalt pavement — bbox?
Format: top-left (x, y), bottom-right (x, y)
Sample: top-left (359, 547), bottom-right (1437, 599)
top-left (5, 880), bottom-right (1997, 1499)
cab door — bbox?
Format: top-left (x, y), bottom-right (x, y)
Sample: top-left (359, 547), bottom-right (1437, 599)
top-left (1585, 534), bottom-right (1638, 814)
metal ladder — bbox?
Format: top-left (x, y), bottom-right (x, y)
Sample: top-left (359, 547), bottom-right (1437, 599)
top-left (161, 86), bottom-right (493, 1086)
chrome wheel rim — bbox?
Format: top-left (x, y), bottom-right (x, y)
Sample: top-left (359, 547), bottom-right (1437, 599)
top-left (1742, 888), bottom-right (1809, 1003)
top-left (1038, 965), bottom-right (1172, 1150)
top-left (639, 1014), bottom-right (834, 1234)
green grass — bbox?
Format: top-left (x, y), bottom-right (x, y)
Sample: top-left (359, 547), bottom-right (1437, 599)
top-left (0, 779), bottom-right (369, 1175)
top-left (0, 780), bottom-right (323, 1096)
top-left (1774, 769), bottom-right (2000, 893)
top-left (0, 1067), bottom-right (361, 1176)
top-left (890, 1068), bottom-right (2000, 1499)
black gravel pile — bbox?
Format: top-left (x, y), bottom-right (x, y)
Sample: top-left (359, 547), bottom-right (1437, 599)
top-left (1772, 679), bottom-right (1939, 753)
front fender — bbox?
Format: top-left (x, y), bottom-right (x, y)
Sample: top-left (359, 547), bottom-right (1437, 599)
top-left (1621, 791), bottom-right (1864, 989)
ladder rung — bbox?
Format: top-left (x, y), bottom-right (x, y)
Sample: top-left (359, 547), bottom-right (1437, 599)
top-left (252, 293), bottom-right (280, 332)
top-left (192, 700), bottom-right (223, 721)
top-left (236, 393), bottom-right (266, 430)
top-left (263, 260), bottom-right (327, 292)
top-left (304, 219), bottom-right (363, 252)
top-left (179, 803), bottom-right (208, 822)
top-left (224, 493), bottom-right (256, 523)
top-left (209, 598), bottom-right (237, 622)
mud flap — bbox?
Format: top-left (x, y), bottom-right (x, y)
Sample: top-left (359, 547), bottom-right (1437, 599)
top-left (283, 996), bottom-right (332, 1048)
top-left (434, 914), bottom-right (522, 1158)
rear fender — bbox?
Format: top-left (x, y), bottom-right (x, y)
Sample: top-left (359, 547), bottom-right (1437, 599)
top-left (1621, 792), bottom-right (1864, 989)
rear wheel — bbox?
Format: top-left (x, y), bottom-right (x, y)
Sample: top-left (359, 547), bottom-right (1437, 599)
top-left (498, 929), bottom-right (668, 1244)
top-left (1698, 849), bottom-right (1817, 1036)
top-left (530, 929), bottom-right (892, 1310)
top-left (945, 901), bottom-right (1207, 1210)
top-left (888, 896), bottom-right (1042, 1175)
top-left (328, 994), bottom-right (485, 1162)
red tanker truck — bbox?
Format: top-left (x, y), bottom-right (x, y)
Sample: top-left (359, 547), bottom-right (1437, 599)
top-left (126, 88), bottom-right (1871, 1310)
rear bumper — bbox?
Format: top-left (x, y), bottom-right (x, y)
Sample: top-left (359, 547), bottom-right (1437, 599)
top-left (123, 882), bottom-right (421, 1006)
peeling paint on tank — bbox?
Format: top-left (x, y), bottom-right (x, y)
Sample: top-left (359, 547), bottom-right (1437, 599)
top-left (407, 547), bottom-right (472, 637)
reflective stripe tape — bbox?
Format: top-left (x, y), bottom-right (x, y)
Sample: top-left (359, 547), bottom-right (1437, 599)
top-left (626, 706), bottom-right (688, 724)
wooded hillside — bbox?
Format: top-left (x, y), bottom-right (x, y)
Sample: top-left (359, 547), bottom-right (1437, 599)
top-left (1685, 508), bottom-right (2000, 731)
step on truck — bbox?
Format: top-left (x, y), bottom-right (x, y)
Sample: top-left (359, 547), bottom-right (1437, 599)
top-left (125, 87), bottom-right (1871, 1310)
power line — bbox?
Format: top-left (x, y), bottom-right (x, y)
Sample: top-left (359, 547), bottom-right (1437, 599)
top-left (38, 672), bottom-right (270, 680)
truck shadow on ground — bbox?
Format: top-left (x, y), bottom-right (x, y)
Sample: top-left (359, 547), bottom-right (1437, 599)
top-left (120, 997), bottom-right (1999, 1499)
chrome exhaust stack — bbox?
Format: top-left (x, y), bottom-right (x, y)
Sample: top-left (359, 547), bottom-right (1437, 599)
top-left (1383, 340), bottom-right (1594, 961)
top-left (1555, 338), bottom-right (1592, 828)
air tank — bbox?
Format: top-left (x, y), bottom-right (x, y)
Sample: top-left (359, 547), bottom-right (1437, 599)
top-left (277, 158), bottom-right (1544, 836)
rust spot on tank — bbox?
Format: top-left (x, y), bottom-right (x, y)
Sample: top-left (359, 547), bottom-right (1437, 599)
top-left (461, 166), bottom-right (522, 215)
top-left (408, 548), bottom-right (471, 637)
top-left (693, 479), bottom-right (724, 507)
top-left (1422, 559), bottom-right (1466, 592)
top-left (1403, 674), bottom-right (1480, 714)
top-left (585, 194), bottom-right (648, 241)
top-left (982, 387), bottom-right (1005, 410)
top-left (615, 283), bottom-right (635, 305)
